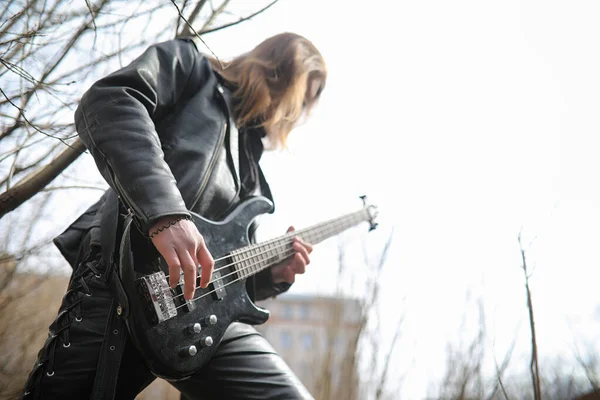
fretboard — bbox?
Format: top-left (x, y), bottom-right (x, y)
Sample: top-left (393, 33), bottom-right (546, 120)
top-left (230, 208), bottom-right (369, 279)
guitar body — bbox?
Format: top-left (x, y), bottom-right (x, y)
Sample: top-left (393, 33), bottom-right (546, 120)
top-left (118, 196), bottom-right (273, 380)
top-left (117, 194), bottom-right (377, 381)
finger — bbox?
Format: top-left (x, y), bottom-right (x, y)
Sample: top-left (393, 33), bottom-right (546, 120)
top-left (293, 237), bottom-right (313, 253)
top-left (287, 226), bottom-right (295, 233)
top-left (177, 250), bottom-right (197, 300)
top-left (197, 238), bottom-right (214, 289)
top-left (292, 252), bottom-right (306, 274)
top-left (161, 246), bottom-right (182, 289)
top-left (284, 266), bottom-right (296, 284)
top-left (293, 241), bottom-right (310, 266)
top-left (188, 241), bottom-right (200, 284)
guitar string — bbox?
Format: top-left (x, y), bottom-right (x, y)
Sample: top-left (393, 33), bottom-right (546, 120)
top-left (163, 210), bottom-right (364, 280)
top-left (169, 213), bottom-right (367, 306)
top-left (173, 246), bottom-right (302, 311)
top-left (180, 211), bottom-right (359, 280)
top-left (168, 214), bottom-right (364, 302)
top-left (163, 210), bottom-right (365, 281)
top-left (169, 219), bottom-right (349, 302)
top-left (28, 216), bottom-right (359, 306)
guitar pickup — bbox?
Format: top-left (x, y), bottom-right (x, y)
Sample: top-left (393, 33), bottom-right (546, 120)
top-left (176, 275), bottom-right (198, 313)
top-left (210, 271), bottom-right (225, 300)
top-left (177, 270), bottom-right (226, 312)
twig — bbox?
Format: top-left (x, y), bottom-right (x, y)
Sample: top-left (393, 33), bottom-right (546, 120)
top-left (487, 335), bottom-right (517, 400)
top-left (19, 192), bottom-right (52, 250)
top-left (0, 0), bottom-right (111, 142)
top-left (200, 0), bottom-right (230, 32)
top-left (0, 139), bottom-right (86, 218)
top-left (169, 0), bottom-right (221, 67)
top-left (84, 0), bottom-right (99, 48)
top-left (519, 233), bottom-right (542, 400)
top-left (0, 8), bottom-right (25, 38)
top-left (571, 343), bottom-right (600, 394)
top-left (375, 316), bottom-right (404, 400)
top-left (178, 0), bottom-right (208, 37)
top-left (199, 0), bottom-right (280, 36)
top-left (41, 184), bottom-right (106, 192)
top-left (0, 57), bottom-right (39, 85)
top-left (0, 87), bottom-right (73, 147)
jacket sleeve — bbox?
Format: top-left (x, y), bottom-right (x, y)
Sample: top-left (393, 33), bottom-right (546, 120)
top-left (75, 38), bottom-right (207, 232)
top-left (249, 269), bottom-right (292, 301)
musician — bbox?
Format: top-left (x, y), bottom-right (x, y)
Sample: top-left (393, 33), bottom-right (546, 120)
top-left (23, 32), bottom-right (326, 399)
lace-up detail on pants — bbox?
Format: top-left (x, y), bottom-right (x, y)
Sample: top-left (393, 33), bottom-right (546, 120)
top-left (23, 254), bottom-right (109, 398)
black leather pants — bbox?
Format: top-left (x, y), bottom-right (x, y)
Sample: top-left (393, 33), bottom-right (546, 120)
top-left (22, 243), bottom-right (312, 400)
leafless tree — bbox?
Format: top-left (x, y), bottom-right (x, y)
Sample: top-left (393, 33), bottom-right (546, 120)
top-left (0, 0), bottom-right (279, 219)
top-left (0, 1), bottom-right (280, 397)
top-left (307, 227), bottom-right (401, 400)
top-left (437, 298), bottom-right (487, 400)
top-left (518, 234), bottom-right (542, 400)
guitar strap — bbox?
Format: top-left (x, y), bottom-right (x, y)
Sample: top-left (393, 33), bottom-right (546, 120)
top-left (90, 191), bottom-right (129, 400)
top-left (99, 191), bottom-right (130, 316)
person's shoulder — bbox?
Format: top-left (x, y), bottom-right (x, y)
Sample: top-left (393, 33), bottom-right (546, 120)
top-left (141, 38), bottom-right (197, 58)
top-left (152, 37), bottom-right (200, 53)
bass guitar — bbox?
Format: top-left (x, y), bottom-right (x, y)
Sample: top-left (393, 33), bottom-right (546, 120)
top-left (118, 195), bottom-right (378, 379)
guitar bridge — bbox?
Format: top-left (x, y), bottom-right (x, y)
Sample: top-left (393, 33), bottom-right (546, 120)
top-left (136, 271), bottom-right (177, 324)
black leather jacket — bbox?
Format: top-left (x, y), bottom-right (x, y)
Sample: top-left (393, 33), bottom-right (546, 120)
top-left (54, 38), bottom-right (288, 300)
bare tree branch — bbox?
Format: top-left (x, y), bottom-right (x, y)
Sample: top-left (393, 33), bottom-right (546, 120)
top-left (41, 184), bottom-right (105, 192)
top-left (178, 0), bottom-right (208, 37)
top-left (519, 233), bottom-right (542, 400)
top-left (84, 0), bottom-right (98, 45)
top-left (1, 0), bottom-right (282, 225)
top-left (0, 87), bottom-right (72, 146)
top-left (375, 316), bottom-right (404, 400)
top-left (0, 139), bottom-right (85, 218)
top-left (0, 0), bottom-right (111, 141)
top-left (200, 0), bottom-right (230, 32)
top-left (199, 0), bottom-right (280, 36)
top-left (169, 0), bottom-right (221, 66)
top-left (486, 334), bottom-right (518, 400)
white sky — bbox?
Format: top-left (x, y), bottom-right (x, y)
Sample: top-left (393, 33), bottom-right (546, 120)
top-left (27, 0), bottom-right (600, 397)
top-left (200, 0), bottom-right (600, 397)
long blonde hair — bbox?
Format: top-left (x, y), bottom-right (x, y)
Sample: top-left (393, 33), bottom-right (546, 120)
top-left (209, 32), bottom-right (327, 148)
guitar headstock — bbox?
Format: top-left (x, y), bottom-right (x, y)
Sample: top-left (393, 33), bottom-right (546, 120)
top-left (360, 195), bottom-right (379, 231)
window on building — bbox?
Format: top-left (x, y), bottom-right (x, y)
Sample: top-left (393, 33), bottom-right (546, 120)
top-left (283, 304), bottom-right (294, 319)
top-left (335, 335), bottom-right (345, 351)
top-left (299, 304), bottom-right (310, 320)
top-left (301, 333), bottom-right (314, 349)
top-left (280, 331), bottom-right (293, 349)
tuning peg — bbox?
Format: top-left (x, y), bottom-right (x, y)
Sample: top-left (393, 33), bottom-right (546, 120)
top-left (360, 195), bottom-right (368, 207)
top-left (359, 195), bottom-right (378, 231)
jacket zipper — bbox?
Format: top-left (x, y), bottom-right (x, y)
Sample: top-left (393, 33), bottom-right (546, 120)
top-left (190, 117), bottom-right (227, 211)
top-left (113, 84), bottom-right (230, 220)
top-left (109, 116), bottom-right (225, 224)
top-left (113, 174), bottom-right (144, 219)
top-left (210, 85), bottom-right (241, 221)
top-left (105, 159), bottom-right (146, 223)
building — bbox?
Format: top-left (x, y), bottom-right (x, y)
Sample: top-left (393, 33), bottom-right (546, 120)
top-left (255, 293), bottom-right (363, 399)
top-left (0, 258), bottom-right (362, 399)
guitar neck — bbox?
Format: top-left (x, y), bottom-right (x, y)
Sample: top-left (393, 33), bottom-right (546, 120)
top-left (231, 209), bottom-right (369, 279)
